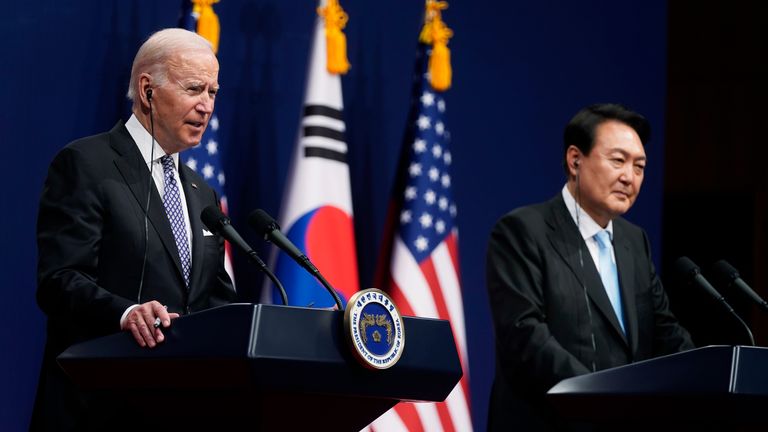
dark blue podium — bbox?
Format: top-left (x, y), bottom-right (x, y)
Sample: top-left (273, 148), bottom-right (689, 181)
top-left (547, 345), bottom-right (768, 427)
top-left (58, 303), bottom-right (463, 430)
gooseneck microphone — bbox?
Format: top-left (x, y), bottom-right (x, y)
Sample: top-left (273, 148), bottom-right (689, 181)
top-left (248, 209), bottom-right (344, 310)
top-left (712, 260), bottom-right (768, 312)
top-left (201, 206), bottom-right (288, 305)
top-left (673, 256), bottom-right (754, 346)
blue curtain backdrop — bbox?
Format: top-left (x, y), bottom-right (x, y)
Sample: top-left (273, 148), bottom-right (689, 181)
top-left (1, 1), bottom-right (667, 429)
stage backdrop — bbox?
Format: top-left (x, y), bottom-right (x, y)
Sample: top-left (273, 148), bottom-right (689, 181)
top-left (1, 1), bottom-right (667, 429)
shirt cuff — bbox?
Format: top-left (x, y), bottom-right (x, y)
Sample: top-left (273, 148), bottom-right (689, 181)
top-left (120, 304), bottom-right (140, 329)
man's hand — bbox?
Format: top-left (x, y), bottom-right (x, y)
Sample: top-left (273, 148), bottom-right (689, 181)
top-left (120, 300), bottom-right (180, 348)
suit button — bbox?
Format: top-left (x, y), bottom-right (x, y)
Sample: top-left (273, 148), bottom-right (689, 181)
top-left (186, 306), bottom-right (191, 315)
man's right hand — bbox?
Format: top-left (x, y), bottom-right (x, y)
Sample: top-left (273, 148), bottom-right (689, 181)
top-left (120, 300), bottom-right (180, 348)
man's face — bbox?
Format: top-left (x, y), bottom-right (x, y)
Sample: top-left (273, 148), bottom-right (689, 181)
top-left (575, 120), bottom-right (646, 227)
top-left (151, 50), bottom-right (219, 154)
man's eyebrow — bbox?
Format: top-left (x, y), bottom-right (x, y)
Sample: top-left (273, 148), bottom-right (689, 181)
top-left (607, 147), bottom-right (646, 161)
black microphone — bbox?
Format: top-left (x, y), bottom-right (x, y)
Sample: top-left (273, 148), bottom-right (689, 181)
top-left (712, 260), bottom-right (768, 312)
top-left (248, 209), bottom-right (343, 310)
top-left (673, 256), bottom-right (754, 346)
top-left (201, 206), bottom-right (288, 305)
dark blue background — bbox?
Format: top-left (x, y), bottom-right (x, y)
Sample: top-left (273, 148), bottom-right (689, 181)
top-left (1, 1), bottom-right (668, 429)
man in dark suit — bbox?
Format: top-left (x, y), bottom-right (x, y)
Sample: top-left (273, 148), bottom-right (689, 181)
top-left (32, 28), bottom-right (236, 430)
top-left (486, 104), bottom-right (694, 430)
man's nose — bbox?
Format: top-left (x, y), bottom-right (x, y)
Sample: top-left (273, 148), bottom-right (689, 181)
top-left (197, 93), bottom-right (214, 113)
top-left (619, 165), bottom-right (634, 184)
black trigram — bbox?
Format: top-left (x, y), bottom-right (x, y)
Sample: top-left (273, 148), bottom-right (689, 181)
top-left (301, 104), bottom-right (347, 163)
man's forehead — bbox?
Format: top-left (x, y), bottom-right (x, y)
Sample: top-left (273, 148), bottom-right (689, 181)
top-left (167, 51), bottom-right (217, 72)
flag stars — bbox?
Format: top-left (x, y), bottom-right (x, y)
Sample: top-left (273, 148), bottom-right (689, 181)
top-left (415, 236), bottom-right (429, 252)
top-left (419, 212), bottom-right (433, 229)
top-left (441, 173), bottom-right (451, 188)
top-left (437, 99), bottom-right (446, 113)
top-left (408, 162), bottom-right (422, 177)
top-left (206, 139), bottom-right (218, 155)
top-left (432, 144), bottom-right (443, 159)
top-left (413, 139), bottom-right (427, 153)
top-left (185, 157), bottom-right (198, 171)
top-left (435, 219), bottom-right (446, 234)
top-left (421, 91), bottom-right (435, 107)
top-left (209, 116), bottom-right (219, 131)
top-left (400, 210), bottom-right (412, 224)
top-left (435, 121), bottom-right (445, 136)
top-left (439, 196), bottom-right (449, 210)
top-left (217, 172), bottom-right (226, 186)
top-left (450, 204), bottom-right (457, 217)
top-left (424, 189), bottom-right (436, 205)
top-left (417, 115), bottom-right (431, 130)
top-left (444, 151), bottom-right (452, 165)
top-left (405, 186), bottom-right (418, 200)
top-left (428, 167), bottom-right (440, 181)
top-left (202, 163), bottom-right (214, 179)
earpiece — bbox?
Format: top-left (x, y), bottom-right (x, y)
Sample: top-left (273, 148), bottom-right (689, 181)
top-left (146, 88), bottom-right (153, 101)
top-left (574, 159), bottom-right (580, 168)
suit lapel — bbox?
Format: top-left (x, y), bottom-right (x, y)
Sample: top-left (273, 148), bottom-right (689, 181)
top-left (613, 224), bottom-right (638, 354)
top-left (545, 195), bottom-right (628, 346)
top-left (108, 123), bottom-right (186, 286)
top-left (180, 165), bottom-right (205, 301)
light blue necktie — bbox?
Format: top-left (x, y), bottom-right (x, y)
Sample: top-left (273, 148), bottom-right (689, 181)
top-left (161, 155), bottom-right (191, 288)
top-left (594, 230), bottom-right (625, 334)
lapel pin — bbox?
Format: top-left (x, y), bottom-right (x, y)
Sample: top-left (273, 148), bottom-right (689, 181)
top-left (191, 182), bottom-right (198, 189)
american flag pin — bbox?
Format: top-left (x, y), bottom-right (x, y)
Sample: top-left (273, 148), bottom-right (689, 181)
top-left (191, 183), bottom-right (198, 189)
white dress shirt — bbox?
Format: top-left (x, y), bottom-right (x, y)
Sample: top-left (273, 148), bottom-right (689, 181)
top-left (561, 184), bottom-right (616, 271)
top-left (120, 114), bottom-right (194, 326)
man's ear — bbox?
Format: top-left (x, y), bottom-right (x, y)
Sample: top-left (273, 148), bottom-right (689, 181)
top-left (566, 145), bottom-right (582, 177)
top-left (138, 73), bottom-right (153, 108)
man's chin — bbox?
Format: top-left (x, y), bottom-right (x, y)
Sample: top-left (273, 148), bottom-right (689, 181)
top-left (181, 137), bottom-right (203, 150)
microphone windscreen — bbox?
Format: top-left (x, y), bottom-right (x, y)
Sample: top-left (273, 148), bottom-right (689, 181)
top-left (712, 260), bottom-right (739, 283)
top-left (248, 209), bottom-right (280, 234)
top-left (672, 256), bottom-right (700, 283)
top-left (201, 205), bottom-right (226, 233)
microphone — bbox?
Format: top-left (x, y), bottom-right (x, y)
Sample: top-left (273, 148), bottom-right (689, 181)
top-left (200, 206), bottom-right (288, 305)
top-left (673, 256), bottom-right (754, 346)
top-left (248, 209), bottom-right (344, 310)
top-left (712, 260), bottom-right (768, 312)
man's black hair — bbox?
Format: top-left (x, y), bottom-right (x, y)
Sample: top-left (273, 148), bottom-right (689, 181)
top-left (563, 103), bottom-right (651, 174)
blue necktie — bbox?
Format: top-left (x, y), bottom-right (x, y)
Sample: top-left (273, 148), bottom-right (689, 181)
top-left (594, 230), bottom-right (625, 334)
top-left (161, 155), bottom-right (191, 288)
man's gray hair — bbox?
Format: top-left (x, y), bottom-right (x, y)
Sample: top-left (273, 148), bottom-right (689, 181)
top-left (126, 28), bottom-right (214, 102)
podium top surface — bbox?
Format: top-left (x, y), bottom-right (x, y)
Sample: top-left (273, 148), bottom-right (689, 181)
top-left (548, 345), bottom-right (768, 397)
top-left (58, 303), bottom-right (463, 402)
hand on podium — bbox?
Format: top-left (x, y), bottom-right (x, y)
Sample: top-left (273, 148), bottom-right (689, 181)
top-left (121, 300), bottom-right (180, 348)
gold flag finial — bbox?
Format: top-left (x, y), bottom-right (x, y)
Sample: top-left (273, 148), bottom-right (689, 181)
top-left (419, 0), bottom-right (452, 91)
top-left (318, 0), bottom-right (351, 74)
top-left (192, 0), bottom-right (221, 54)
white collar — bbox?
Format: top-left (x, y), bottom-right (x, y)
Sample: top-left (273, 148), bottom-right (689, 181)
top-left (561, 184), bottom-right (614, 241)
top-left (125, 114), bottom-right (179, 169)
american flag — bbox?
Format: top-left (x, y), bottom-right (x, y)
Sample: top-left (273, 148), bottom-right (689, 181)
top-left (370, 44), bottom-right (472, 432)
top-left (179, 0), bottom-right (235, 283)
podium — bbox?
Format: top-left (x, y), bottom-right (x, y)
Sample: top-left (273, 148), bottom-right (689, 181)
top-left (547, 345), bottom-right (768, 426)
top-left (57, 303), bottom-right (462, 430)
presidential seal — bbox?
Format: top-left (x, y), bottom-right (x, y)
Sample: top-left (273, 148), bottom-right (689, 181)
top-left (344, 288), bottom-right (405, 369)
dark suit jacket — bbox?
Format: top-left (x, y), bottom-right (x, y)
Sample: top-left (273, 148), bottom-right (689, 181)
top-left (32, 121), bottom-right (236, 430)
top-left (486, 193), bottom-right (693, 431)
